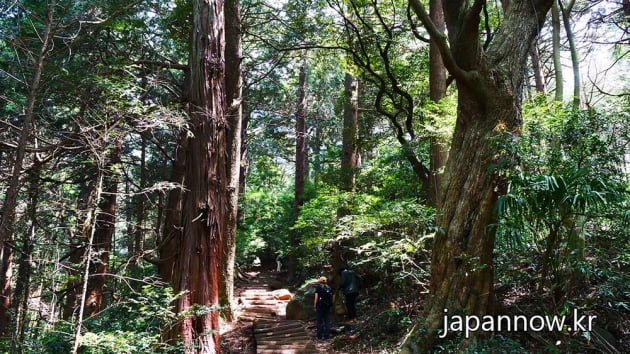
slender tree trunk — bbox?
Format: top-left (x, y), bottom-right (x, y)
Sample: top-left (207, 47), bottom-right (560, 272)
top-left (133, 134), bottom-right (147, 257)
top-left (559, 0), bottom-right (580, 107)
top-left (222, 0), bottom-right (243, 322)
top-left (63, 184), bottom-right (95, 320)
top-left (312, 119), bottom-right (323, 184)
top-left (530, 39), bottom-right (547, 94)
top-left (0, 0), bottom-right (55, 334)
top-left (71, 170), bottom-right (106, 354)
top-left (84, 141), bottom-right (121, 317)
top-left (333, 72), bottom-right (360, 284)
top-left (539, 222), bottom-right (560, 294)
top-left (552, 0), bottom-right (564, 101)
top-left (341, 73), bottom-right (359, 192)
top-left (237, 112), bottom-right (250, 221)
top-left (288, 54), bottom-right (308, 278)
top-left (11, 167), bottom-right (41, 351)
top-left (427, 0), bottom-right (448, 208)
top-left (163, 0), bottom-right (227, 351)
top-left (125, 180), bottom-right (135, 256)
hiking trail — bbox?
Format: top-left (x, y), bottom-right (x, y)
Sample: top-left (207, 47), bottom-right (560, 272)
top-left (235, 269), bottom-right (320, 354)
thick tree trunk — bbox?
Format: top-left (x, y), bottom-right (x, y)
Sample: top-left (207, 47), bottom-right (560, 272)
top-left (0, 0), bottom-right (55, 334)
top-left (425, 94), bottom-right (508, 345)
top-left (222, 0), bottom-right (243, 322)
top-left (163, 0), bottom-right (227, 351)
top-left (406, 0), bottom-right (553, 350)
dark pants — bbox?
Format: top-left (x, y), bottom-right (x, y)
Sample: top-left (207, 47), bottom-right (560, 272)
top-left (344, 292), bottom-right (358, 319)
top-left (316, 306), bottom-right (331, 339)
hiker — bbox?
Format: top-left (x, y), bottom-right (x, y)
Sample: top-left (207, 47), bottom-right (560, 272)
top-left (275, 252), bottom-right (284, 272)
top-left (314, 276), bottom-right (332, 340)
top-left (339, 267), bottom-right (361, 321)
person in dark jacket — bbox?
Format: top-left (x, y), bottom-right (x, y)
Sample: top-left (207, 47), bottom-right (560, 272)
top-left (339, 267), bottom-right (361, 321)
top-left (314, 276), bottom-right (332, 339)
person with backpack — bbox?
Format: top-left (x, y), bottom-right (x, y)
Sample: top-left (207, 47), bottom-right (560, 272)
top-left (339, 267), bottom-right (361, 322)
top-left (275, 252), bottom-right (284, 272)
top-left (313, 276), bottom-right (332, 340)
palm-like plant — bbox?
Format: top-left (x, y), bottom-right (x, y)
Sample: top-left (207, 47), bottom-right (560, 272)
top-left (495, 104), bottom-right (629, 302)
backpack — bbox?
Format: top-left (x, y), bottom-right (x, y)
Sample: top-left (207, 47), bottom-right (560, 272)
top-left (318, 286), bottom-right (333, 308)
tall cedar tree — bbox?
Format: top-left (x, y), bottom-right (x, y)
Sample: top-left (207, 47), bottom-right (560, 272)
top-left (164, 0), bottom-right (228, 351)
top-left (0, 0), bottom-right (56, 334)
top-left (221, 0), bottom-right (243, 322)
top-left (405, 0), bottom-right (554, 350)
top-left (288, 54), bottom-right (308, 278)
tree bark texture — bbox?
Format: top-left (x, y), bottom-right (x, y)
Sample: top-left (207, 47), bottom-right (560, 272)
top-left (427, 0), bottom-right (449, 208)
top-left (407, 0), bottom-right (553, 350)
top-left (164, 0), bottom-right (227, 351)
top-left (158, 134), bottom-right (187, 283)
top-left (221, 0), bottom-right (243, 322)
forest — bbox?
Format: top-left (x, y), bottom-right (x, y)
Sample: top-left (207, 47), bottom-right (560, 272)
top-left (0, 0), bottom-right (629, 353)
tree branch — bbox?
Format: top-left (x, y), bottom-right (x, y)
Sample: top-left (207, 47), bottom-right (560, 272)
top-left (408, 0), bottom-right (473, 85)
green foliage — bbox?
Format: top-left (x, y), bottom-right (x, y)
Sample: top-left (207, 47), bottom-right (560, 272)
top-left (237, 157), bottom-right (294, 264)
top-left (77, 284), bottom-right (178, 353)
top-left (31, 283), bottom-right (178, 353)
top-left (495, 101), bottom-right (629, 248)
top-left (293, 185), bottom-right (434, 294)
top-left (356, 139), bottom-right (426, 199)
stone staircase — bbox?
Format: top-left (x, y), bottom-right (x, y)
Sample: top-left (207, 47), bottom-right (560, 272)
top-left (237, 270), bottom-right (319, 354)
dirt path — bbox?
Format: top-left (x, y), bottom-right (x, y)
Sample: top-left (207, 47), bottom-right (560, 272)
top-left (234, 269), bottom-right (320, 354)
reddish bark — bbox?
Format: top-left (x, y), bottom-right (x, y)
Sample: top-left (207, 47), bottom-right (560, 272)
top-left (163, 0), bottom-right (227, 351)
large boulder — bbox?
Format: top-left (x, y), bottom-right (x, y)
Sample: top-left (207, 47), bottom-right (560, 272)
top-left (285, 280), bottom-right (319, 320)
top-left (272, 289), bottom-right (293, 300)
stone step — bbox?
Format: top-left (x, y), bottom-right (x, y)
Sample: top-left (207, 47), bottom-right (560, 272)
top-left (239, 314), bottom-right (277, 322)
top-left (246, 300), bottom-right (286, 306)
top-left (255, 321), bottom-right (304, 331)
top-left (255, 326), bottom-right (309, 337)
